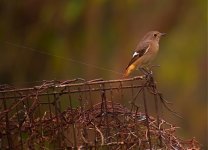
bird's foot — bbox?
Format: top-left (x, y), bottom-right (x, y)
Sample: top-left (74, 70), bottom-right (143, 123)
top-left (137, 67), bottom-right (154, 83)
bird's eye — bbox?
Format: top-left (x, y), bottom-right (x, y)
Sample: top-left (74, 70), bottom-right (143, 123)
top-left (153, 34), bottom-right (157, 37)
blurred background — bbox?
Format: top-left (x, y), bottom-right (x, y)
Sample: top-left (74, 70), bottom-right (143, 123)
top-left (0, 0), bottom-right (207, 147)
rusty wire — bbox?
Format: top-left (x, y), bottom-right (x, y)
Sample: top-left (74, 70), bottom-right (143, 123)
top-left (0, 75), bottom-right (200, 149)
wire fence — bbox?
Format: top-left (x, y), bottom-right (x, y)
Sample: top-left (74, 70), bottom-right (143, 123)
top-left (0, 75), bottom-right (200, 149)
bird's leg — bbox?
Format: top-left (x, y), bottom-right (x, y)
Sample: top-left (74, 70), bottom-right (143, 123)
top-left (137, 67), bottom-right (153, 81)
top-left (138, 67), bottom-right (149, 76)
top-left (138, 66), bottom-right (156, 83)
top-left (145, 65), bottom-right (160, 76)
top-left (146, 67), bottom-right (152, 75)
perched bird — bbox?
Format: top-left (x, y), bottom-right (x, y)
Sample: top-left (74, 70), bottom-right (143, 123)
top-left (124, 31), bottom-right (165, 77)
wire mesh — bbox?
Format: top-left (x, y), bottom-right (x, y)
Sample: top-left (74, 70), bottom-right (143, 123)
top-left (0, 75), bottom-right (200, 149)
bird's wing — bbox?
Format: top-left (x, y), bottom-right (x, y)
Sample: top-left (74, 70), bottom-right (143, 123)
top-left (125, 42), bottom-right (150, 69)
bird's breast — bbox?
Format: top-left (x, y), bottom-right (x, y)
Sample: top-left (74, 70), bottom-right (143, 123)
top-left (150, 42), bottom-right (159, 54)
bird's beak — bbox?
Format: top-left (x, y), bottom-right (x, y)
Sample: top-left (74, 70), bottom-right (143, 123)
top-left (160, 33), bottom-right (166, 36)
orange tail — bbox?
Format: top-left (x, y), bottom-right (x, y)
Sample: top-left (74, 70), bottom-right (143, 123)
top-left (123, 65), bottom-right (136, 78)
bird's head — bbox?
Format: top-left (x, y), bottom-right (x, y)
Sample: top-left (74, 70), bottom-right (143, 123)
top-left (143, 31), bottom-right (166, 42)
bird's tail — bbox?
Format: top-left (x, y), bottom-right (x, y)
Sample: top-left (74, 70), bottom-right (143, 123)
top-left (123, 64), bottom-right (136, 78)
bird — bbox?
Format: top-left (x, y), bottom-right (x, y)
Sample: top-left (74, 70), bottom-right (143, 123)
top-left (123, 31), bottom-right (165, 77)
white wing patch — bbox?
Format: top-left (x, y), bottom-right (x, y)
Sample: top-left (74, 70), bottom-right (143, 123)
top-left (132, 52), bottom-right (139, 57)
top-left (132, 45), bottom-right (150, 58)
